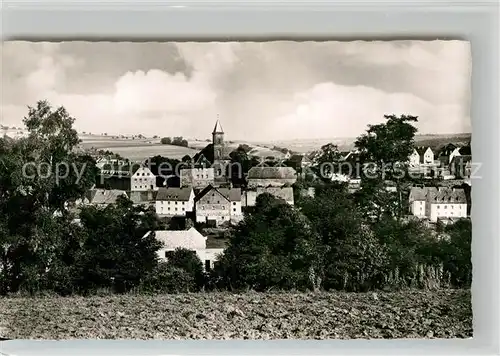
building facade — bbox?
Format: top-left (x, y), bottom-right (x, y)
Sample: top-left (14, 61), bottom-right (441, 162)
top-left (409, 186), bottom-right (467, 222)
top-left (155, 187), bottom-right (194, 217)
top-left (194, 185), bottom-right (242, 226)
top-left (131, 166), bottom-right (157, 192)
top-left (179, 167), bottom-right (215, 189)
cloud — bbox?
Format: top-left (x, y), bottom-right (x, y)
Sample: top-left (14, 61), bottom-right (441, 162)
top-left (1, 40), bottom-right (471, 141)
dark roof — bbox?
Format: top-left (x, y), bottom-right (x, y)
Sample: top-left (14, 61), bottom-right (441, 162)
top-left (195, 185), bottom-right (241, 202)
top-left (156, 187), bottom-right (193, 201)
top-left (409, 186), bottom-right (467, 204)
top-left (213, 120), bottom-right (224, 134)
top-left (247, 166), bottom-right (297, 180)
top-left (415, 146), bottom-right (432, 156)
top-left (458, 146), bottom-right (471, 155)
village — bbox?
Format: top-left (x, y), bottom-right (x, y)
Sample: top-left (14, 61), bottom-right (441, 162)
top-left (70, 119), bottom-right (473, 272)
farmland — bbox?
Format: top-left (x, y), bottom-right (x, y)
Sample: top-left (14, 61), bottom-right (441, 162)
top-left (0, 290), bottom-right (471, 340)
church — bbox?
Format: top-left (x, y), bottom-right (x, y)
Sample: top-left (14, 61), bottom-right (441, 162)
top-left (181, 119), bottom-right (233, 188)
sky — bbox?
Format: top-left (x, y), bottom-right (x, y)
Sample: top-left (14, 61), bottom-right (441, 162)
top-left (0, 40), bottom-right (471, 142)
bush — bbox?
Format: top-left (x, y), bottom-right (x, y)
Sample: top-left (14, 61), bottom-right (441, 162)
top-left (140, 262), bottom-right (196, 293)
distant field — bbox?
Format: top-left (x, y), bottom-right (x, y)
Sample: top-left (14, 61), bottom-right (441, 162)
top-left (264, 133), bottom-right (472, 154)
top-left (0, 290), bottom-right (471, 340)
top-left (94, 145), bottom-right (199, 161)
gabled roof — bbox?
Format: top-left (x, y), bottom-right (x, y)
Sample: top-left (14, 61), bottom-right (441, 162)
top-left (409, 186), bottom-right (466, 204)
top-left (458, 146), bottom-right (471, 155)
top-left (132, 166), bottom-right (154, 177)
top-left (89, 189), bottom-right (128, 204)
top-left (195, 185), bottom-right (241, 202)
top-left (213, 120), bottom-right (224, 134)
top-left (156, 187), bottom-right (193, 201)
top-left (147, 227), bottom-right (206, 251)
top-left (247, 166), bottom-right (297, 180)
top-left (415, 146), bottom-right (433, 156)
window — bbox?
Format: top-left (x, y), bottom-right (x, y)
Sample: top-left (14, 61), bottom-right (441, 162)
top-left (444, 205), bottom-right (447, 209)
top-left (182, 208), bottom-right (185, 211)
top-left (233, 208), bottom-right (236, 212)
top-left (175, 208), bottom-right (178, 211)
top-left (168, 207), bottom-right (170, 211)
top-left (233, 202), bottom-right (236, 205)
top-left (175, 201), bottom-right (178, 205)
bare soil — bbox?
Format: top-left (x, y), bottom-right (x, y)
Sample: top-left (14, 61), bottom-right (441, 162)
top-left (0, 289), bottom-right (471, 340)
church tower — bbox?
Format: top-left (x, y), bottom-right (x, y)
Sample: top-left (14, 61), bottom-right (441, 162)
top-left (212, 118), bottom-right (224, 165)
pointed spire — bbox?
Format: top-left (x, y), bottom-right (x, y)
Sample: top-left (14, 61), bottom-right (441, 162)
top-left (213, 116), bottom-right (224, 134)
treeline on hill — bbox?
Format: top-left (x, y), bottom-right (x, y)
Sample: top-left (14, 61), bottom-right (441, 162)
top-left (0, 102), bottom-right (471, 296)
top-left (160, 136), bottom-right (189, 147)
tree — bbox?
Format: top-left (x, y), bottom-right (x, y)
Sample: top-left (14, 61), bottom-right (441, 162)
top-left (354, 114), bottom-right (419, 219)
top-left (181, 155), bottom-right (192, 163)
top-left (160, 137), bottom-right (172, 145)
top-left (75, 196), bottom-right (162, 293)
top-left (214, 194), bottom-right (324, 291)
top-left (165, 248), bottom-right (205, 291)
top-left (0, 101), bottom-right (97, 294)
top-left (440, 219), bottom-right (472, 288)
top-left (299, 185), bottom-right (388, 291)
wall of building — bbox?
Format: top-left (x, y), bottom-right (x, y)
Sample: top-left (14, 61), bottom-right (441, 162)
top-left (429, 203), bottom-right (467, 222)
top-left (180, 168), bottom-right (215, 188)
top-left (155, 199), bottom-right (193, 216)
top-left (131, 168), bottom-right (157, 191)
top-left (410, 200), bottom-right (426, 217)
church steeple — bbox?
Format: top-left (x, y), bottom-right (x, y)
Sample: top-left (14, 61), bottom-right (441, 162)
top-left (213, 118), bottom-right (224, 134)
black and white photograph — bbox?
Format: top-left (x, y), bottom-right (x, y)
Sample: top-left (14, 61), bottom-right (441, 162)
top-left (0, 40), bottom-right (473, 340)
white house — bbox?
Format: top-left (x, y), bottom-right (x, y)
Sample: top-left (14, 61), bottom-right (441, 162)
top-left (409, 186), bottom-right (467, 222)
top-left (131, 166), bottom-right (157, 192)
top-left (147, 227), bottom-right (223, 271)
top-left (410, 147), bottom-right (435, 167)
top-left (449, 147), bottom-right (461, 164)
top-left (194, 185), bottom-right (243, 226)
top-left (409, 149), bottom-right (421, 167)
top-left (155, 187), bottom-right (194, 217)
top-left (180, 167), bottom-right (215, 189)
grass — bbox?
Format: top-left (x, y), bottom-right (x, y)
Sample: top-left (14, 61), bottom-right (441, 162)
top-left (0, 289), bottom-right (471, 340)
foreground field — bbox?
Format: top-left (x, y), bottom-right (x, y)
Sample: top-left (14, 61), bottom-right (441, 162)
top-left (0, 290), bottom-right (471, 340)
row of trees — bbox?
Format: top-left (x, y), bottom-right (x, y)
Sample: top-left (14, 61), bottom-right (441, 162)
top-left (160, 136), bottom-right (189, 147)
top-left (0, 102), bottom-right (471, 295)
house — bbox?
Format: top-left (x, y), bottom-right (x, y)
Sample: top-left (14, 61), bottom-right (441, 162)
top-left (410, 147), bottom-right (435, 166)
top-left (449, 147), bottom-right (462, 164)
top-left (409, 186), bottom-right (467, 222)
top-left (85, 189), bottom-right (128, 206)
top-left (96, 163), bottom-right (140, 190)
top-left (180, 167), bottom-right (215, 189)
top-left (148, 227), bottom-right (222, 270)
top-left (131, 166), bottom-right (157, 192)
top-left (242, 186), bottom-right (294, 207)
top-left (246, 166), bottom-right (297, 188)
top-left (450, 155), bottom-right (472, 179)
top-left (155, 187), bottom-right (195, 217)
top-left (194, 185), bottom-right (243, 226)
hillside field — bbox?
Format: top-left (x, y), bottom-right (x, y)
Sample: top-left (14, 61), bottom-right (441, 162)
top-left (0, 290), bottom-right (471, 340)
